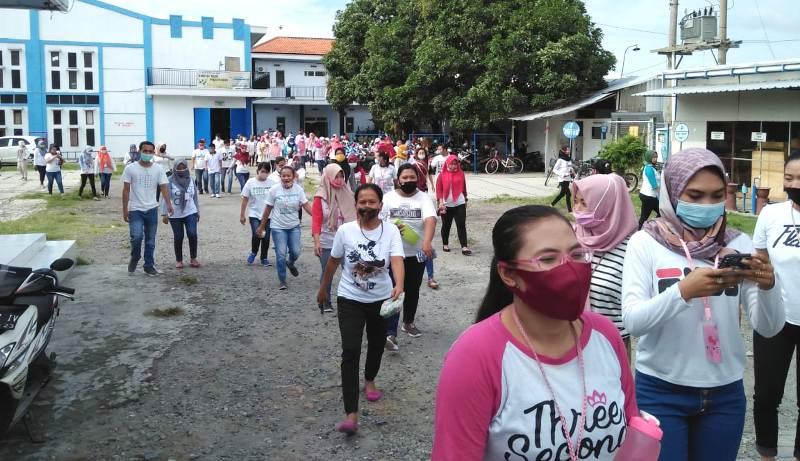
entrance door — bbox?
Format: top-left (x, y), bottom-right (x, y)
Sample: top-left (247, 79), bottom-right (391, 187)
top-left (276, 70), bottom-right (285, 88)
top-left (211, 108), bottom-right (231, 141)
top-left (304, 117), bottom-right (328, 137)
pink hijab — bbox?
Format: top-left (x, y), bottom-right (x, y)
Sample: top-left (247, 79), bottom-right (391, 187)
top-left (572, 173), bottom-right (638, 252)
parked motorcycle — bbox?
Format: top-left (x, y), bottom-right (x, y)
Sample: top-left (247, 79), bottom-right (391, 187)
top-left (0, 258), bottom-right (75, 436)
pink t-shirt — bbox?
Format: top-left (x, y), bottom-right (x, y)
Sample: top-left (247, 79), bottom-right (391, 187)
top-left (432, 311), bottom-right (637, 461)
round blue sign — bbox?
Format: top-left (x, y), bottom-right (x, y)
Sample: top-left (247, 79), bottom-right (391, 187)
top-left (563, 121), bottom-right (581, 139)
top-left (674, 123), bottom-right (689, 143)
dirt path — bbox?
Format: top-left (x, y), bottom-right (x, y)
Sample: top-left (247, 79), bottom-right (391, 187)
top-left (0, 173), bottom-right (792, 460)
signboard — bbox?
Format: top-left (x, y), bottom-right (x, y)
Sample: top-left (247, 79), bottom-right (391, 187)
top-left (562, 121), bottom-right (580, 139)
top-left (710, 131), bottom-right (725, 140)
top-left (674, 123), bottom-right (689, 143)
top-left (197, 71), bottom-right (251, 89)
top-left (751, 132), bottom-right (767, 143)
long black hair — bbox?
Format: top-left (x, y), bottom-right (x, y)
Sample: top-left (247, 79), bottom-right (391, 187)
top-left (475, 205), bottom-right (571, 323)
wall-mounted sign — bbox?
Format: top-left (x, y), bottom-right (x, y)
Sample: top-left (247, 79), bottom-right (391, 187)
top-left (710, 131), bottom-right (725, 140)
top-left (751, 132), bottom-right (767, 143)
top-left (197, 71), bottom-right (251, 89)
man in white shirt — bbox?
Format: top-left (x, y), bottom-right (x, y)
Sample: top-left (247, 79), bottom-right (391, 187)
top-left (122, 141), bottom-right (173, 276)
top-left (207, 144), bottom-right (222, 198)
top-left (191, 139), bottom-right (210, 194)
top-left (213, 134), bottom-right (224, 152)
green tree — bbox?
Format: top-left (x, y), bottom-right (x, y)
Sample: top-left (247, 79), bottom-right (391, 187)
top-left (598, 135), bottom-right (649, 173)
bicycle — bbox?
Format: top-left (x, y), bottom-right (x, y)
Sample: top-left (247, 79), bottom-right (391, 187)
top-left (484, 149), bottom-right (523, 174)
top-left (544, 157), bottom-right (557, 186)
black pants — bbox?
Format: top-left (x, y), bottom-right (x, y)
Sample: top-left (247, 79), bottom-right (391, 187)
top-left (551, 180), bottom-right (572, 212)
top-left (402, 257), bottom-right (425, 324)
top-left (169, 214), bottom-right (198, 262)
top-left (36, 165), bottom-right (46, 185)
top-left (638, 193), bottom-right (661, 229)
top-left (441, 204), bottom-right (468, 247)
top-left (248, 217), bottom-right (270, 260)
top-left (79, 173), bottom-right (97, 197)
top-left (753, 323), bottom-right (800, 458)
top-left (337, 296), bottom-right (387, 414)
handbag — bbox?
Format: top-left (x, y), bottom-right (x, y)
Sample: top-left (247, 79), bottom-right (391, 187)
top-left (379, 293), bottom-right (405, 318)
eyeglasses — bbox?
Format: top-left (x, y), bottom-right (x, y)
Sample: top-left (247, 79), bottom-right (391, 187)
top-left (502, 248), bottom-right (592, 272)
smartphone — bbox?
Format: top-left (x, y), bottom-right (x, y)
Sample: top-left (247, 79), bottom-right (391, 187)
top-left (718, 253), bottom-right (751, 269)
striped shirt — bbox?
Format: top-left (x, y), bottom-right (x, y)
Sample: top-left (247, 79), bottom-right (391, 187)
top-left (589, 237), bottom-right (629, 339)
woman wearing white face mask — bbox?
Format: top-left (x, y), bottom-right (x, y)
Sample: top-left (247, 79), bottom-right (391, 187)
top-left (622, 148), bottom-right (784, 461)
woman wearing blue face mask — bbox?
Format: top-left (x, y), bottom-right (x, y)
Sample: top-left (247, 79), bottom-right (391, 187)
top-left (622, 148), bottom-right (784, 461)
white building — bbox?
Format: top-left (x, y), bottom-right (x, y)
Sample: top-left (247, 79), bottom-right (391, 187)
top-left (251, 37), bottom-right (373, 137)
top-left (0, 0), bottom-right (260, 158)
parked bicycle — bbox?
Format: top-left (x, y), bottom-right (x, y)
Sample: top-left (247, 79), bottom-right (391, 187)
top-left (483, 149), bottom-right (523, 174)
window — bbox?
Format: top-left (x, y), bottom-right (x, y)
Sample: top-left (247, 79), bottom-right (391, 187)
top-left (51, 51), bottom-right (60, 67)
top-left (315, 71), bottom-right (326, 77)
top-left (0, 69), bottom-right (3, 88)
top-left (276, 70), bottom-right (285, 88)
top-left (86, 128), bottom-right (95, 146)
top-left (0, 95), bottom-right (11, 104)
top-left (0, 129), bottom-right (5, 137)
top-left (345, 117), bottom-right (354, 133)
top-left (59, 95), bottom-right (73, 104)
top-left (12, 110), bottom-right (22, 125)
top-left (11, 70), bottom-right (20, 89)
top-left (73, 95), bottom-right (86, 104)
top-left (84, 71), bottom-right (93, 90)
top-left (83, 52), bottom-right (92, 68)
top-left (85, 110), bottom-right (94, 125)
top-left (13, 95), bottom-right (26, 104)
top-left (53, 129), bottom-right (63, 147)
top-left (67, 52), bottom-right (77, 68)
top-left (591, 126), bottom-right (606, 140)
top-left (304, 71), bottom-right (313, 77)
top-left (68, 110), bottom-right (78, 125)
top-left (13, 129), bottom-right (22, 136)
top-left (276, 117), bottom-right (286, 134)
top-left (53, 110), bottom-right (62, 125)
top-left (68, 71), bottom-right (77, 89)
top-left (87, 95), bottom-right (99, 104)
top-left (69, 128), bottom-right (79, 147)
top-left (10, 50), bottom-right (20, 66)
top-left (51, 70), bottom-right (61, 90)
top-left (0, 111), bottom-right (4, 125)
top-left (0, 50), bottom-right (3, 66)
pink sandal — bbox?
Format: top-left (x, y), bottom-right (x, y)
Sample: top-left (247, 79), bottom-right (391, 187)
top-left (175, 261), bottom-right (184, 269)
top-left (190, 260), bottom-right (201, 268)
top-left (365, 388), bottom-right (383, 402)
top-left (336, 420), bottom-right (358, 435)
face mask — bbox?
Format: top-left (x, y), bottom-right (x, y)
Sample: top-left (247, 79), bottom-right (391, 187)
top-left (332, 178), bottom-right (345, 188)
top-left (417, 154), bottom-right (426, 160)
top-left (503, 260), bottom-right (591, 321)
top-left (573, 211), bottom-right (604, 230)
top-left (786, 187), bottom-right (800, 206)
top-left (175, 169), bottom-right (189, 178)
top-left (336, 154), bottom-right (345, 162)
top-left (140, 154), bottom-right (153, 162)
top-left (358, 207), bottom-right (379, 221)
top-left (675, 200), bottom-right (726, 229)
top-left (399, 181), bottom-right (417, 194)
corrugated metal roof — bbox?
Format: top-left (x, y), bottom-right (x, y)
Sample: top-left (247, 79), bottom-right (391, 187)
top-left (635, 79), bottom-right (800, 97)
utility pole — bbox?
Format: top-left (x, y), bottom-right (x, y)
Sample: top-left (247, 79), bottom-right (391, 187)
top-left (718, 0), bottom-right (728, 64)
top-left (667, 0), bottom-right (679, 70)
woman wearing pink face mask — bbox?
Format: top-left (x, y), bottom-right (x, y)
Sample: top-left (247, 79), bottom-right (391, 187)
top-left (313, 164), bottom-right (357, 313)
top-left (433, 205), bottom-right (638, 460)
top-left (572, 173), bottom-right (638, 354)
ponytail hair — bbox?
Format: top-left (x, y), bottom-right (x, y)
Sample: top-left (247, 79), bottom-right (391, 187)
top-left (475, 205), bottom-right (571, 323)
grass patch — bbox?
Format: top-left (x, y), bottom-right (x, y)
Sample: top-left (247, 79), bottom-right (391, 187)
top-left (76, 256), bottom-right (92, 266)
top-left (178, 275), bottom-right (199, 286)
top-left (144, 306), bottom-right (185, 318)
top-left (303, 176), bottom-right (318, 197)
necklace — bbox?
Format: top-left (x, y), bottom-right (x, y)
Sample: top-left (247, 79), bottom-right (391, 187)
top-left (510, 307), bottom-right (586, 461)
top-left (359, 220), bottom-right (383, 243)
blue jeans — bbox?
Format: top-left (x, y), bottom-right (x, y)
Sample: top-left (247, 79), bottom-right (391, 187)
top-left (129, 207), bottom-right (159, 269)
top-left (318, 247), bottom-right (332, 304)
top-left (169, 213), bottom-right (198, 262)
top-left (316, 159), bottom-right (326, 174)
top-left (271, 226), bottom-right (301, 283)
top-left (425, 258), bottom-right (434, 279)
top-left (221, 167), bottom-right (234, 193)
top-left (635, 371), bottom-right (745, 461)
top-left (99, 172), bottom-right (112, 196)
top-left (209, 172), bottom-right (220, 195)
top-left (236, 172), bottom-right (249, 191)
top-left (46, 171), bottom-right (64, 194)
top-left (194, 169), bottom-right (208, 193)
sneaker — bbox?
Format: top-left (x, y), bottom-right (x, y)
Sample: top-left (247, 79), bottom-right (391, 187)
top-left (279, 282), bottom-right (288, 291)
top-left (402, 323), bottom-right (422, 338)
top-left (385, 335), bottom-right (399, 351)
top-left (287, 263), bottom-right (299, 277)
top-left (247, 252), bottom-right (256, 265)
top-left (93, 196), bottom-right (101, 201)
top-left (323, 301), bottom-right (334, 314)
top-left (127, 259), bottom-right (137, 274)
top-left (143, 266), bottom-right (162, 277)
top-left (261, 258), bottom-right (272, 267)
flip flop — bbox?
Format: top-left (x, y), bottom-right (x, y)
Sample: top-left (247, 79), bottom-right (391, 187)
top-left (462, 248), bottom-right (473, 256)
top-left (427, 279), bottom-right (439, 289)
top-left (336, 420), bottom-right (358, 436)
top-left (442, 245), bottom-right (451, 252)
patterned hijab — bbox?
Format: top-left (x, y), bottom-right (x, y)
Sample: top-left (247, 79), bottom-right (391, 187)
top-left (643, 148), bottom-right (740, 260)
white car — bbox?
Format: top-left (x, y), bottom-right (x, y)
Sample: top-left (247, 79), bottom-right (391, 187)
top-left (0, 136), bottom-right (44, 165)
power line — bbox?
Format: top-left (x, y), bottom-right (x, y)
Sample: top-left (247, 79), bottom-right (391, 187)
top-left (595, 22), bottom-right (667, 36)
top-left (753, 0), bottom-right (776, 59)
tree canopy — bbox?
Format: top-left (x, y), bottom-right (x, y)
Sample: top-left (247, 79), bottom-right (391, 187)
top-left (324, 0), bottom-right (616, 132)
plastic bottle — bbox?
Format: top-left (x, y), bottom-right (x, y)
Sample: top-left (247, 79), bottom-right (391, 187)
top-left (614, 415), bottom-right (662, 461)
top-left (393, 218), bottom-right (420, 245)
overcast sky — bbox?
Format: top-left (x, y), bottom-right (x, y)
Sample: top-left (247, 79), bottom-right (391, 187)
top-left (106, 0), bottom-right (800, 76)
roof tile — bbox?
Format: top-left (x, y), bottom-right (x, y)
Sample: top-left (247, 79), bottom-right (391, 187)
top-left (252, 37), bottom-right (333, 55)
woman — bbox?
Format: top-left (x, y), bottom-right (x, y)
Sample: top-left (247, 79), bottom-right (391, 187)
top-left (436, 155), bottom-right (472, 256)
top-left (33, 140), bottom-right (47, 187)
top-left (318, 183), bottom-right (405, 436)
top-left (124, 143), bottom-right (140, 165)
top-left (622, 148), bottom-right (784, 461)
top-left (550, 147), bottom-right (574, 212)
top-left (94, 146), bottom-right (116, 199)
top-left (312, 164), bottom-right (357, 313)
top-left (638, 151), bottom-right (661, 229)
top-left (333, 147), bottom-right (352, 184)
top-left (256, 166), bottom-right (313, 291)
top-left (433, 205), bottom-right (637, 460)
top-left (382, 164), bottom-right (436, 349)
top-left (44, 144), bottom-right (64, 196)
top-left (752, 151), bottom-right (800, 461)
top-left (78, 146), bottom-right (100, 200)
top-left (160, 160), bottom-right (200, 269)
top-left (16, 140), bottom-right (28, 181)
top-left (414, 147), bottom-right (439, 288)
top-left (240, 162), bottom-right (276, 267)
top-left (367, 153), bottom-right (397, 194)
top-left (153, 142), bottom-right (174, 170)
top-left (234, 146), bottom-right (250, 192)
top-left (572, 173), bottom-right (638, 353)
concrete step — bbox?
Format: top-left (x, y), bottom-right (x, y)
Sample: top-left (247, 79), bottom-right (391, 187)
top-left (0, 233), bottom-right (46, 266)
top-left (23, 240), bottom-right (77, 277)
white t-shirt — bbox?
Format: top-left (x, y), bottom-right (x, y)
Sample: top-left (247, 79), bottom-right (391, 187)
top-left (207, 152), bottom-right (222, 173)
top-left (192, 148), bottom-right (209, 170)
top-left (554, 158), bottom-right (573, 183)
top-left (44, 153), bottom-right (61, 172)
top-left (235, 159), bottom-right (249, 174)
top-left (430, 154), bottom-right (447, 175)
top-left (121, 162), bottom-right (169, 212)
top-left (368, 164), bottom-right (397, 193)
top-left (220, 148), bottom-right (233, 168)
top-left (241, 177), bottom-right (276, 219)
top-left (331, 221), bottom-right (404, 303)
top-left (444, 192), bottom-right (466, 208)
top-left (267, 170), bottom-right (281, 184)
top-left (381, 190), bottom-right (436, 257)
top-left (33, 148), bottom-right (46, 167)
top-left (265, 183), bottom-right (308, 230)
top-left (164, 179), bottom-right (198, 219)
top-left (622, 230), bottom-right (784, 387)
top-left (754, 200), bottom-right (800, 325)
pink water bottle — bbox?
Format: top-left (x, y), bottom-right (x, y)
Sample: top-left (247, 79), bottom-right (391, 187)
top-left (615, 414), bottom-right (663, 461)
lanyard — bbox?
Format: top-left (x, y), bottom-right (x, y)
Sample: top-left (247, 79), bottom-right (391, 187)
top-left (511, 307), bottom-right (586, 461)
top-left (679, 240), bottom-right (718, 322)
